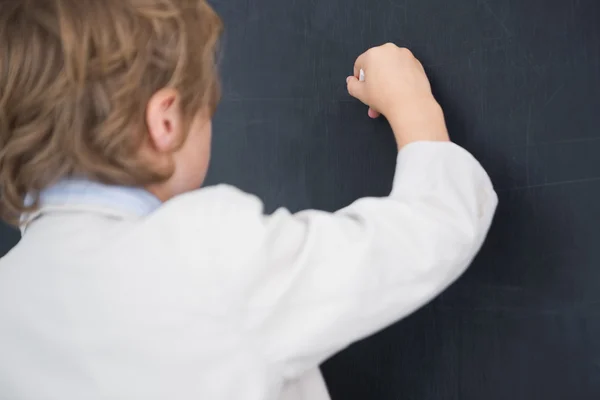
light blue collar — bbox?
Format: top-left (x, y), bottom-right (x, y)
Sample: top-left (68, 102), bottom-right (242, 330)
top-left (33, 179), bottom-right (162, 217)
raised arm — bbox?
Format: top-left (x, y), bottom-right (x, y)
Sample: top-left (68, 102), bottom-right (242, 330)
top-left (227, 45), bottom-right (498, 378)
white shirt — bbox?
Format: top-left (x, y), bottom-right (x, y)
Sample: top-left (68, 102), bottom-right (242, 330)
top-left (0, 142), bottom-right (497, 400)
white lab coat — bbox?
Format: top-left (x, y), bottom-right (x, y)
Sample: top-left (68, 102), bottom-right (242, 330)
top-left (0, 142), bottom-right (497, 400)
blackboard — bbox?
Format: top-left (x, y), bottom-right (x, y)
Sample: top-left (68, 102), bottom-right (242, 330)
top-left (2, 0), bottom-right (600, 398)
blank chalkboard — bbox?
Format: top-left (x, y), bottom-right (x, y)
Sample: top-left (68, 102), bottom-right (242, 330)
top-left (2, 0), bottom-right (599, 399)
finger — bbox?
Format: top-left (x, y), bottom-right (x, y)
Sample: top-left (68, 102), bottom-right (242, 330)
top-left (346, 76), bottom-right (365, 100)
top-left (368, 108), bottom-right (381, 119)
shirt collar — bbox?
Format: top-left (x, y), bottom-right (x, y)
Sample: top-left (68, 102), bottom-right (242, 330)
top-left (20, 179), bottom-right (162, 233)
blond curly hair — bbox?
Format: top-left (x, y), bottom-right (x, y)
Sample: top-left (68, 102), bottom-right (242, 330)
top-left (0, 0), bottom-right (223, 224)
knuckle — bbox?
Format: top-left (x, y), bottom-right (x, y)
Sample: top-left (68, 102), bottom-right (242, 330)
top-left (399, 47), bottom-right (414, 57)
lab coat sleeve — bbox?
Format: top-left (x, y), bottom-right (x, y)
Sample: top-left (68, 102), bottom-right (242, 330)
top-left (230, 142), bottom-right (497, 380)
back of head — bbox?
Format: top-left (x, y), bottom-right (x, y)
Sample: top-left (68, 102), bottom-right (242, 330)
top-left (0, 0), bottom-right (223, 225)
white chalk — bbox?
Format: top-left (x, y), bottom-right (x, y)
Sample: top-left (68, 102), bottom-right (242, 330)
top-left (359, 69), bottom-right (365, 82)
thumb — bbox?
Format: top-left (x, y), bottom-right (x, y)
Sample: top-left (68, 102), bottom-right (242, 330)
top-left (346, 76), bottom-right (365, 101)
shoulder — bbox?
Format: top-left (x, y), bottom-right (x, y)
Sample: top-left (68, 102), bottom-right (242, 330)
top-left (161, 184), bottom-right (265, 217)
top-left (140, 185), bottom-right (270, 258)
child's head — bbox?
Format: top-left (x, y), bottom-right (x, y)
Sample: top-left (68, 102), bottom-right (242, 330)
top-left (0, 0), bottom-right (223, 224)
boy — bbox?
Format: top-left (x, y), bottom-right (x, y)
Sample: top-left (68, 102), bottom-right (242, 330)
top-left (0, 1), bottom-right (497, 399)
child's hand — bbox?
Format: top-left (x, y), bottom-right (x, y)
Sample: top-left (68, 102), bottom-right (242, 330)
top-left (347, 43), bottom-right (450, 149)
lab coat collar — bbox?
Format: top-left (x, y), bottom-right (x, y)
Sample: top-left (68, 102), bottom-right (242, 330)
top-left (20, 179), bottom-right (162, 234)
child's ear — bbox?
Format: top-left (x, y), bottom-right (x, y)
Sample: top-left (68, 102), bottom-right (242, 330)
top-left (146, 88), bottom-right (183, 152)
